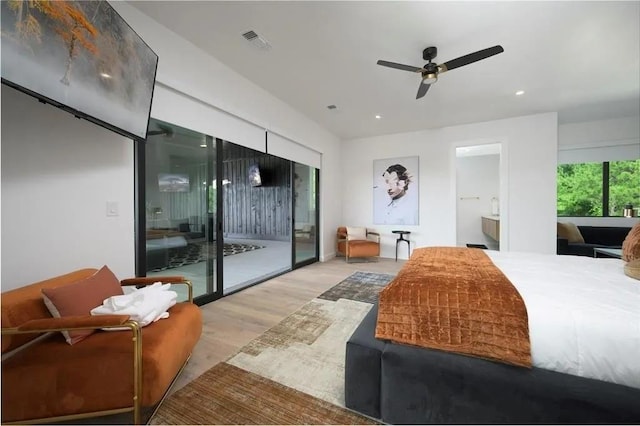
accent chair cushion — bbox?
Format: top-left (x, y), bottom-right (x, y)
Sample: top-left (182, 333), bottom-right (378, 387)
top-left (1, 302), bottom-right (202, 422)
top-left (41, 265), bottom-right (123, 345)
top-left (557, 222), bottom-right (585, 244)
top-left (347, 226), bottom-right (367, 241)
top-left (622, 221), bottom-right (640, 262)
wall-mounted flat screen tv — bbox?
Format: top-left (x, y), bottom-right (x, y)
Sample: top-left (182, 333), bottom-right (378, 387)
top-left (248, 164), bottom-right (262, 187)
top-left (158, 173), bottom-right (190, 192)
top-left (0, 0), bottom-right (158, 141)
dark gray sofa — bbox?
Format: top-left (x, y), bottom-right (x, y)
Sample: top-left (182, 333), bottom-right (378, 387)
top-left (557, 225), bottom-right (631, 257)
top-left (345, 303), bottom-right (640, 424)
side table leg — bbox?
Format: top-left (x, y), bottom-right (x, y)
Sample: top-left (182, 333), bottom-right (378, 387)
top-left (395, 240), bottom-right (399, 262)
top-left (407, 241), bottom-right (411, 259)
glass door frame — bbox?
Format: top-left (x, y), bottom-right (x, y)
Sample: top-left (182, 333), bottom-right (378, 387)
top-left (196, 136), bottom-right (224, 305)
top-left (291, 164), bottom-right (320, 269)
top-left (134, 136), bottom-right (224, 306)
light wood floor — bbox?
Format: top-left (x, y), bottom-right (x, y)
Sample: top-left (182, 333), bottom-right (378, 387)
top-left (170, 256), bottom-right (405, 393)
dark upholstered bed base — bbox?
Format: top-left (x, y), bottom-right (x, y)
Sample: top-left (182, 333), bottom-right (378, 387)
top-left (345, 304), bottom-right (640, 424)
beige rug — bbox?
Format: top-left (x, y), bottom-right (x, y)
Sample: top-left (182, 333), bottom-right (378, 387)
top-left (227, 298), bottom-right (372, 406)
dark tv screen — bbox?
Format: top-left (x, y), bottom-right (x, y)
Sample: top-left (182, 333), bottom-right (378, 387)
top-left (248, 164), bottom-right (262, 187)
top-left (0, 0), bottom-right (158, 141)
top-left (158, 173), bottom-right (190, 193)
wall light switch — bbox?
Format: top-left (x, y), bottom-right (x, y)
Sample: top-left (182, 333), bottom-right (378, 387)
top-left (106, 201), bottom-right (119, 217)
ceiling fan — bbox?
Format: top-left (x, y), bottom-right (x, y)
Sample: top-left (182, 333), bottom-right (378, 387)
top-left (377, 45), bottom-right (504, 99)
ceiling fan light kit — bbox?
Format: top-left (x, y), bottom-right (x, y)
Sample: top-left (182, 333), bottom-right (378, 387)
top-left (377, 45), bottom-right (504, 99)
top-left (422, 73), bottom-right (438, 84)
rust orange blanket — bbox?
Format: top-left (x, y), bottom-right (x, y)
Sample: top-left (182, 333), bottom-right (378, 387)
top-left (375, 247), bottom-right (531, 368)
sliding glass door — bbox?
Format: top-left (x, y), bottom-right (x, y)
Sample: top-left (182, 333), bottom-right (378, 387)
top-left (293, 163), bottom-right (319, 267)
top-left (138, 120), bottom-right (321, 303)
top-left (221, 142), bottom-right (293, 294)
top-left (142, 119), bottom-right (221, 302)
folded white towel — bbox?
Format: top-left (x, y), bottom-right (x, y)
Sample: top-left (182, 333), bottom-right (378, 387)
top-left (92, 281), bottom-right (177, 327)
top-left (104, 293), bottom-right (144, 310)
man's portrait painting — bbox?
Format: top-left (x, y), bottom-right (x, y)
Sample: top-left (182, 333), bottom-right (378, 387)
top-left (373, 156), bottom-right (419, 225)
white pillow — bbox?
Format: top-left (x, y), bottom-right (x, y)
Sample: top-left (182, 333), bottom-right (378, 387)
top-left (346, 226), bottom-right (367, 241)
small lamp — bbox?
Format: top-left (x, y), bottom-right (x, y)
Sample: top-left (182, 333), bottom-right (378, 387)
top-left (623, 204), bottom-right (635, 218)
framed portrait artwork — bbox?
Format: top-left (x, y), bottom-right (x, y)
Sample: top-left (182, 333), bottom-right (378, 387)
top-left (373, 156), bottom-right (419, 225)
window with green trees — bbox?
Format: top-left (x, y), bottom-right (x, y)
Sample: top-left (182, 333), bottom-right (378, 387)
top-left (557, 159), bottom-right (640, 216)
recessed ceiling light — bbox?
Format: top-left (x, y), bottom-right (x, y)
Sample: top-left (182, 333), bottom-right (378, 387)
top-left (375, 115), bottom-right (382, 119)
top-left (515, 90), bottom-right (525, 96)
top-left (200, 143), bottom-right (207, 148)
top-left (100, 72), bottom-right (112, 79)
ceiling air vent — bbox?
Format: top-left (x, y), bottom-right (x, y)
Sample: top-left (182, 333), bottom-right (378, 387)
top-left (242, 30), bottom-right (271, 50)
top-left (327, 105), bottom-right (337, 110)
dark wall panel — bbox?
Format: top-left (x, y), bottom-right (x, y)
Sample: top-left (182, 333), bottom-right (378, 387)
top-left (222, 143), bottom-right (291, 240)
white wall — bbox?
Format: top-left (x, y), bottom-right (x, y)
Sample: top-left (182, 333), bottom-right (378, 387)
top-left (456, 154), bottom-right (500, 249)
top-left (341, 112), bottom-right (558, 258)
top-left (1, 4), bottom-right (343, 290)
top-left (1, 86), bottom-right (135, 290)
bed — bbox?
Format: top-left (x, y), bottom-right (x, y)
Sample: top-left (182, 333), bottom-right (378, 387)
top-left (344, 247), bottom-right (640, 423)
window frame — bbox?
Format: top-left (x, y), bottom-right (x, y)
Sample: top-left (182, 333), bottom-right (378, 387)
top-left (557, 159), bottom-right (638, 218)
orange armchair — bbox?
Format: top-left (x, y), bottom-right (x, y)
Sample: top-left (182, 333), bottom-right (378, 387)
top-left (337, 226), bottom-right (381, 263)
top-left (1, 270), bottom-right (202, 425)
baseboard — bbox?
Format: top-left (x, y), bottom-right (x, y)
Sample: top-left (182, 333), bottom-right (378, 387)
top-left (320, 252), bottom-right (336, 262)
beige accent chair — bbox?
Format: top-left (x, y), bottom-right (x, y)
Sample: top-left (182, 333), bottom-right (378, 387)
top-left (337, 226), bottom-right (381, 263)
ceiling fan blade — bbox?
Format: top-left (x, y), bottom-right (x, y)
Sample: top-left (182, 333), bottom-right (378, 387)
top-left (377, 60), bottom-right (424, 73)
top-left (416, 81), bottom-right (431, 99)
top-left (439, 45), bottom-right (504, 73)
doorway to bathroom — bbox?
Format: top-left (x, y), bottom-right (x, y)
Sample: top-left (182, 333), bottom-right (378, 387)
top-left (454, 142), bottom-right (508, 250)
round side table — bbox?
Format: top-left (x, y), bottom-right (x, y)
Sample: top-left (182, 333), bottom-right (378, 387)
top-left (392, 230), bottom-right (411, 262)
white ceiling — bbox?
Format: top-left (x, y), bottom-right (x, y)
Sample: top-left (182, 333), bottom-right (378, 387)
top-left (130, 1), bottom-right (640, 140)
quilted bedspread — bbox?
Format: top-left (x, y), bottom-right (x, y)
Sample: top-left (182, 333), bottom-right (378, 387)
top-left (375, 247), bottom-right (531, 367)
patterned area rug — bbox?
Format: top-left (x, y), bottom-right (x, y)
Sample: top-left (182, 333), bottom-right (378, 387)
top-left (149, 242), bottom-right (265, 272)
top-left (151, 271), bottom-right (395, 425)
top-left (151, 363), bottom-right (374, 425)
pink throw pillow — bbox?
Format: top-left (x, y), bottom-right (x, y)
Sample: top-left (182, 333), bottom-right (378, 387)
top-left (41, 265), bottom-right (123, 344)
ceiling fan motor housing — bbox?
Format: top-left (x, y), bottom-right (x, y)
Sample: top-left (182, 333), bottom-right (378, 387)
top-left (422, 62), bottom-right (439, 83)
top-left (423, 46), bottom-right (438, 61)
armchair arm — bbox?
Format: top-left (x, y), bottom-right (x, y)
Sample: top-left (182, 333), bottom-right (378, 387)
top-left (366, 230), bottom-right (381, 243)
top-left (2, 315), bottom-right (143, 425)
top-left (120, 276), bottom-right (185, 285)
top-left (121, 276), bottom-right (193, 303)
top-left (2, 315), bottom-right (132, 335)
top-left (2, 314), bottom-right (144, 424)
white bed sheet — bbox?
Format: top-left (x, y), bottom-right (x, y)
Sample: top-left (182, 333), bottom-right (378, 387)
top-left (485, 250), bottom-right (640, 389)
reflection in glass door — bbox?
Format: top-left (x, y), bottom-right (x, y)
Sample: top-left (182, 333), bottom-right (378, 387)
top-left (221, 142), bottom-right (293, 294)
top-left (293, 163), bottom-right (319, 266)
top-left (139, 122), bottom-right (321, 301)
top-left (143, 119), bottom-right (221, 303)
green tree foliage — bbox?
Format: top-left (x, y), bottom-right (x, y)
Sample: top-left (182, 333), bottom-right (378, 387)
top-left (557, 159), bottom-right (639, 216)
top-left (609, 159), bottom-right (640, 216)
top-left (557, 163), bottom-right (603, 216)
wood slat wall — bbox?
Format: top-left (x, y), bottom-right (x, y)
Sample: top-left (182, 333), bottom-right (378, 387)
top-left (155, 143), bottom-right (291, 240)
top-left (222, 144), bottom-right (291, 240)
